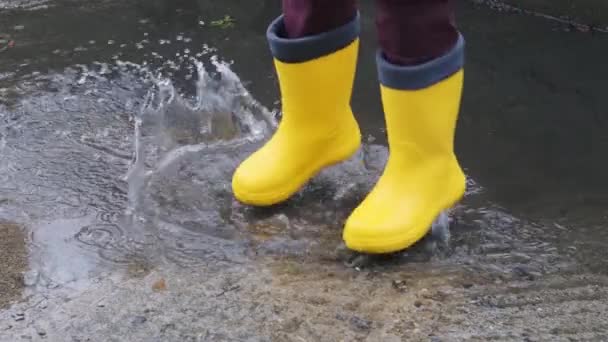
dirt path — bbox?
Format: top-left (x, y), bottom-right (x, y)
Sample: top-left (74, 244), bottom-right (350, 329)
top-left (0, 223), bottom-right (27, 309)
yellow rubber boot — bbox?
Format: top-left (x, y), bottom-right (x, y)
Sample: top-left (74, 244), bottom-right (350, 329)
top-left (232, 13), bottom-right (362, 206)
top-left (343, 35), bottom-right (467, 254)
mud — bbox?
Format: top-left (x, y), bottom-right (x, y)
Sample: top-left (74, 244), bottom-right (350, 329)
top-left (2, 259), bottom-right (608, 341)
top-left (0, 223), bottom-right (27, 310)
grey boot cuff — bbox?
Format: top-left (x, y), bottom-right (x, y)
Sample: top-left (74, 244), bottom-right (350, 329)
top-left (377, 33), bottom-right (465, 90)
top-left (267, 12), bottom-right (360, 63)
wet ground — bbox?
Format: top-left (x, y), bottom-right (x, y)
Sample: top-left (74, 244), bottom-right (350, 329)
top-left (1, 0), bottom-right (608, 341)
top-left (0, 223), bottom-right (27, 309)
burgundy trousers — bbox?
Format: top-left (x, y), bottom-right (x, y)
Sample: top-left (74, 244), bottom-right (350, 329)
top-left (281, 0), bottom-right (458, 66)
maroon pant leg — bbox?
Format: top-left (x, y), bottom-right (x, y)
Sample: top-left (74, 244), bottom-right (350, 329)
top-left (281, 0), bottom-right (357, 38)
top-left (281, 0), bottom-right (458, 66)
top-left (375, 0), bottom-right (459, 65)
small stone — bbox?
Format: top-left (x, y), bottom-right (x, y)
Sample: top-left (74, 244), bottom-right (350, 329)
top-left (512, 266), bottom-right (539, 281)
top-left (37, 329), bottom-right (46, 336)
top-left (335, 313), bottom-right (348, 321)
top-left (414, 301), bottom-right (423, 308)
top-left (422, 293), bottom-right (435, 300)
top-left (349, 316), bottom-right (372, 332)
top-left (132, 316), bottom-right (147, 325)
top-left (161, 323), bottom-right (176, 333)
top-left (432, 290), bottom-right (450, 302)
top-left (46, 282), bottom-right (59, 289)
top-left (392, 280), bottom-right (407, 293)
top-left (13, 313), bottom-right (25, 321)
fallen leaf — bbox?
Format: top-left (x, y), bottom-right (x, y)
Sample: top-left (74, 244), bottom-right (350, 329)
top-left (152, 278), bottom-right (167, 292)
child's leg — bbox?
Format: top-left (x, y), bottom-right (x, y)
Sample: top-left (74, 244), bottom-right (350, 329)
top-left (281, 0), bottom-right (357, 38)
top-left (232, 1), bottom-right (362, 206)
top-left (375, 0), bottom-right (458, 65)
top-left (343, 0), bottom-right (466, 253)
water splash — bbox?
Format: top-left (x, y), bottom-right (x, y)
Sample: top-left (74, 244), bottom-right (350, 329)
top-left (125, 57), bottom-right (275, 212)
top-left (107, 55), bottom-right (279, 268)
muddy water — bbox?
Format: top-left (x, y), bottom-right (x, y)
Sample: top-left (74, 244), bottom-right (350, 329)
top-left (1, 0), bottom-right (608, 340)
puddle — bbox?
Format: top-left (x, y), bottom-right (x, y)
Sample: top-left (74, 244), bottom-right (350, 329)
top-left (0, 51), bottom-right (580, 297)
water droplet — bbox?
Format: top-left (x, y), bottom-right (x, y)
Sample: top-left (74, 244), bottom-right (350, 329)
top-left (23, 270), bottom-right (39, 286)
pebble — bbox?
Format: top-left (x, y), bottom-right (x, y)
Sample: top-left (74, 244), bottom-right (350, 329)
top-left (38, 300), bottom-right (48, 309)
top-left (335, 313), bottom-right (347, 321)
top-left (13, 313), bottom-right (25, 322)
top-left (392, 280), bottom-right (407, 293)
top-left (349, 316), bottom-right (372, 332)
top-left (161, 323), bottom-right (176, 333)
top-left (132, 316), bottom-right (147, 325)
top-left (46, 282), bottom-right (60, 289)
